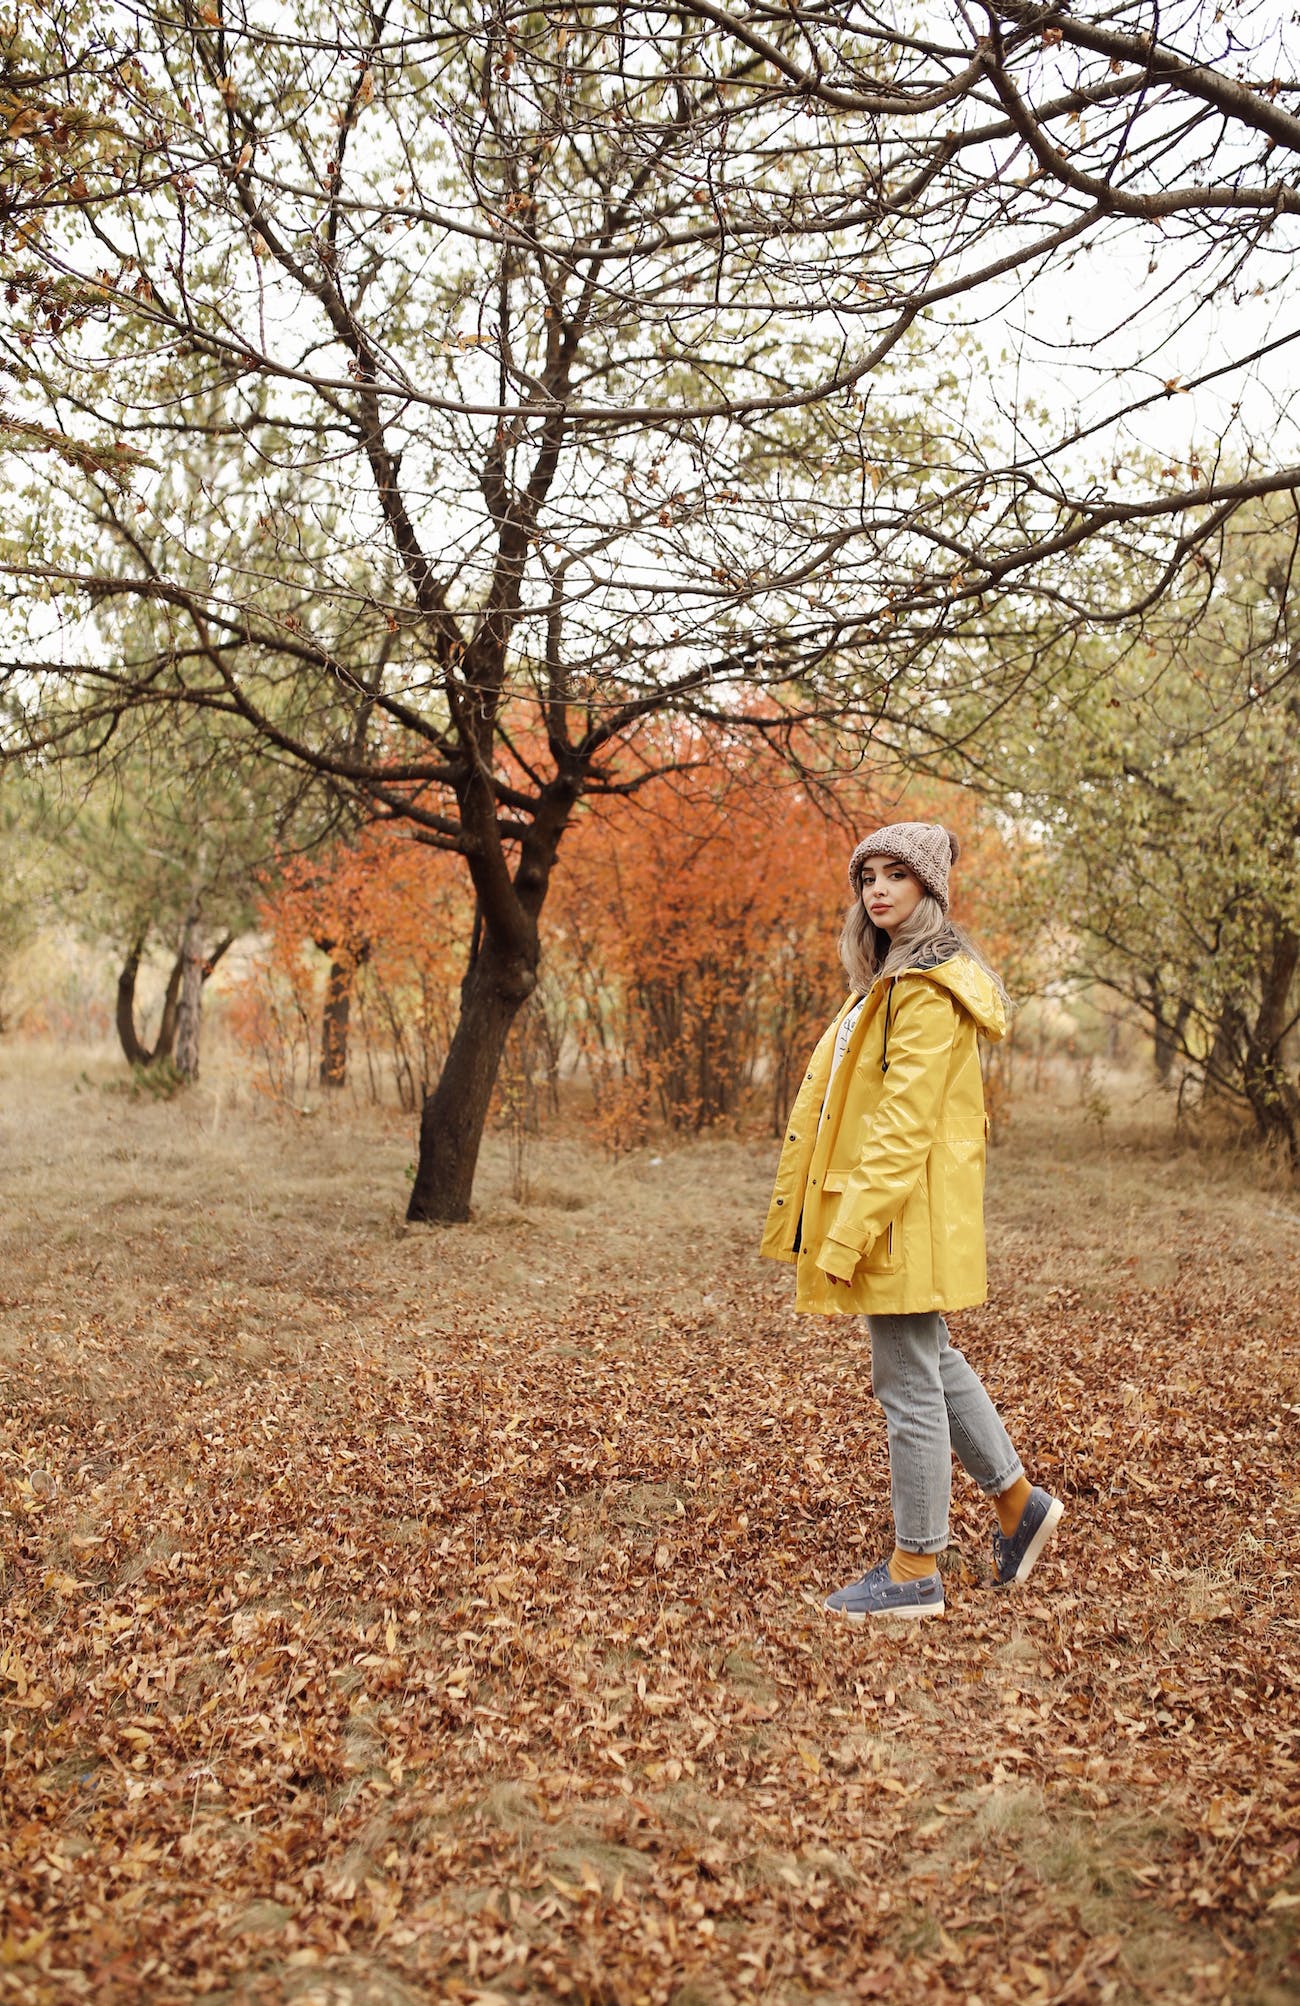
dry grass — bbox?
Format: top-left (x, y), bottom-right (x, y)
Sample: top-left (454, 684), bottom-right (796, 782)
top-left (1, 1040), bottom-right (1298, 2006)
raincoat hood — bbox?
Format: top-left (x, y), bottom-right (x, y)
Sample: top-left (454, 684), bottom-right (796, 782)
top-left (905, 950), bottom-right (1008, 1043)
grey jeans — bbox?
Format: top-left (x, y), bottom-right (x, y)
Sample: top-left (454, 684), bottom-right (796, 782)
top-left (867, 1312), bottom-right (1024, 1554)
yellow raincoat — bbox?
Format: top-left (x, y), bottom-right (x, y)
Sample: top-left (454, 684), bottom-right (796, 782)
top-left (760, 952), bottom-right (1007, 1316)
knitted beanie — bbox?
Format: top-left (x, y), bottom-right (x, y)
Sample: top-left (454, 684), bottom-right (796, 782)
top-left (847, 821), bottom-right (960, 913)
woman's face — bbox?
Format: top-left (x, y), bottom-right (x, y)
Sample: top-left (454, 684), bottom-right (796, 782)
top-left (858, 855), bottom-right (925, 935)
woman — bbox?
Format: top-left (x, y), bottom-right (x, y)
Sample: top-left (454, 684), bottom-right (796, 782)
top-left (760, 820), bottom-right (1063, 1620)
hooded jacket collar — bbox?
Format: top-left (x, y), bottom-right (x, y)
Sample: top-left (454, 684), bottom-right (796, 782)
top-left (863, 949), bottom-right (1007, 1044)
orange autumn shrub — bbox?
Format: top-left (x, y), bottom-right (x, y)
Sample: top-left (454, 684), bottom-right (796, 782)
top-left (545, 745), bottom-right (848, 1147)
top-left (228, 829), bottom-right (472, 1109)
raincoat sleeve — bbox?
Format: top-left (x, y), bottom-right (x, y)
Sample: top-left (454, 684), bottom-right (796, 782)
top-left (816, 979), bottom-right (957, 1283)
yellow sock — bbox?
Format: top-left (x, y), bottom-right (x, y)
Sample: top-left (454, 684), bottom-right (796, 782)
top-left (888, 1546), bottom-right (939, 1583)
top-left (995, 1475), bottom-right (1034, 1538)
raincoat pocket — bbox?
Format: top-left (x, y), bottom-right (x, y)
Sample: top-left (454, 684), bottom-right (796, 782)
top-left (822, 1174), bottom-right (898, 1274)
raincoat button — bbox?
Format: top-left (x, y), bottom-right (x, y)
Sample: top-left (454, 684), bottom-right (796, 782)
top-left (788, 1132), bottom-right (796, 1142)
top-left (775, 1198), bottom-right (784, 1206)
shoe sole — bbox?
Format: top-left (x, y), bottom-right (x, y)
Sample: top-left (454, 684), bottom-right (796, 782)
top-left (1009, 1496), bottom-right (1064, 1584)
top-left (827, 1601), bottom-right (945, 1623)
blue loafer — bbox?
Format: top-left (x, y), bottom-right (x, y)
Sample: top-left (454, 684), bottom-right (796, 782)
top-left (824, 1558), bottom-right (944, 1621)
top-left (992, 1487), bottom-right (1064, 1586)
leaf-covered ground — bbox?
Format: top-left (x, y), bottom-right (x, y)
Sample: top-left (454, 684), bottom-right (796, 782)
top-left (2, 1051), bottom-right (1298, 2005)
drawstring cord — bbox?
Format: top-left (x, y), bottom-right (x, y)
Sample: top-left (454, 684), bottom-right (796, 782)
top-left (881, 980), bottom-right (893, 1073)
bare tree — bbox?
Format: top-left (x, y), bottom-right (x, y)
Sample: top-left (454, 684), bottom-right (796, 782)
top-left (2, 2), bottom-right (1299, 1216)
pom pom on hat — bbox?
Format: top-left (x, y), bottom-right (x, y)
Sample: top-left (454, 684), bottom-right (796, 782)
top-left (848, 821), bottom-right (959, 913)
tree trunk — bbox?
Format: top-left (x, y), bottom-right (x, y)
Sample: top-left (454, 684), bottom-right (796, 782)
top-left (1149, 977), bottom-right (1192, 1085)
top-left (173, 907), bottom-right (205, 1082)
top-left (116, 936), bottom-right (185, 1068)
top-left (319, 955), bottom-right (354, 1088)
top-left (406, 940), bottom-right (536, 1223)
top-left (153, 954), bottom-right (185, 1062)
top-left (1239, 927), bottom-right (1300, 1164)
top-left (115, 935), bottom-right (151, 1067)
top-left (1203, 1008), bottom-right (1239, 1103)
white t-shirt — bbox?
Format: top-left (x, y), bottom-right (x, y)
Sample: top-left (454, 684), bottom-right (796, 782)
top-left (818, 996), bottom-right (866, 1133)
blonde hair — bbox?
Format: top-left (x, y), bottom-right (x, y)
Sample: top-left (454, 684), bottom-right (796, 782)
top-left (838, 891), bottom-right (1010, 1009)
